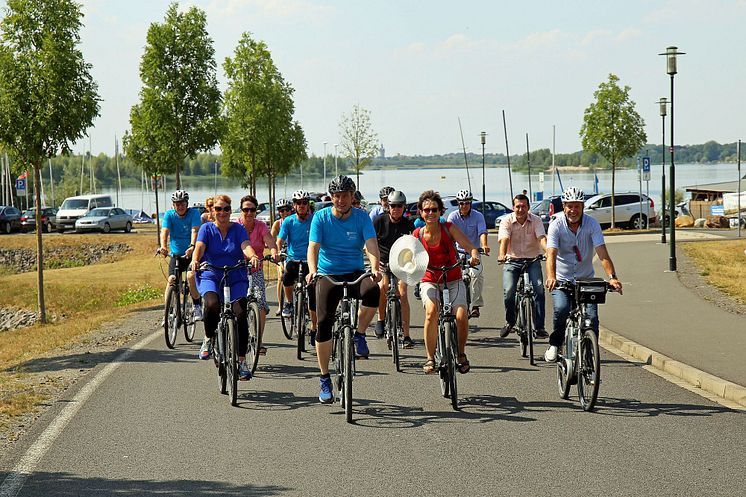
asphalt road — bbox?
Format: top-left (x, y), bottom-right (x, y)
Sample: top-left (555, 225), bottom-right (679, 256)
top-left (2, 235), bottom-right (744, 497)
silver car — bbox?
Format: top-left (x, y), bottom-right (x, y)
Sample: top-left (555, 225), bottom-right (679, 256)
top-left (75, 207), bottom-right (133, 233)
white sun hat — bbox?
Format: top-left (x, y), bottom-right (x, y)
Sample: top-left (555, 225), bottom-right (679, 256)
top-left (389, 235), bottom-right (429, 286)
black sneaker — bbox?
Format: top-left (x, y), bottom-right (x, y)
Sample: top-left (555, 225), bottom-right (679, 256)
top-left (402, 336), bottom-right (415, 349)
top-left (413, 283), bottom-right (421, 300)
top-left (374, 320), bottom-right (385, 338)
top-left (499, 324), bottom-right (513, 338)
top-left (534, 329), bottom-right (549, 339)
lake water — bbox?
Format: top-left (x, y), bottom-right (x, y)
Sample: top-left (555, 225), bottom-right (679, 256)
top-left (106, 162), bottom-right (742, 213)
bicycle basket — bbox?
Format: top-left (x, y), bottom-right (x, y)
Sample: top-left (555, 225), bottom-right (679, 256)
top-left (575, 278), bottom-right (607, 304)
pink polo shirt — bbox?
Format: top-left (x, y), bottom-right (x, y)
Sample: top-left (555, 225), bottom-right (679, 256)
top-left (237, 217), bottom-right (270, 272)
top-left (497, 212), bottom-right (546, 258)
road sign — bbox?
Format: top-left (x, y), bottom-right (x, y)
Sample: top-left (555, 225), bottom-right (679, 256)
top-left (711, 205), bottom-right (724, 216)
top-left (15, 178), bottom-right (26, 195)
top-left (642, 157), bottom-right (651, 181)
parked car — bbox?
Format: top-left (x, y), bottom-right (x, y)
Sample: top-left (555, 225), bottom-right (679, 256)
top-left (584, 192), bottom-right (656, 229)
top-left (471, 201), bottom-right (511, 229)
top-left (230, 201), bottom-right (270, 223)
top-left (74, 207), bottom-right (133, 233)
top-left (405, 195), bottom-right (464, 220)
top-left (0, 205), bottom-right (22, 234)
top-left (56, 194), bottom-right (113, 233)
top-left (20, 207), bottom-right (57, 233)
top-left (530, 195), bottom-right (564, 231)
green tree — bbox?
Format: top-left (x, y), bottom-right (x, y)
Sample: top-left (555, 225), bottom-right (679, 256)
top-left (133, 2), bottom-right (222, 188)
top-left (339, 105), bottom-right (379, 189)
top-left (0, 0), bottom-right (100, 323)
top-left (580, 74), bottom-right (647, 228)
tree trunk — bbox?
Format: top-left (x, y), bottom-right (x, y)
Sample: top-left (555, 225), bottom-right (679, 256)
top-left (175, 162), bottom-right (181, 189)
top-left (610, 158), bottom-right (616, 229)
top-left (33, 163), bottom-right (46, 324)
top-left (355, 158), bottom-right (360, 189)
top-left (154, 178), bottom-right (161, 246)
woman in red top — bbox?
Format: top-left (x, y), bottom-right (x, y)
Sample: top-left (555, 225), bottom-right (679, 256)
top-left (413, 190), bottom-right (480, 374)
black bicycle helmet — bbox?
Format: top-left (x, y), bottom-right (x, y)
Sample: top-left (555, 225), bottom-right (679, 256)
top-left (328, 175), bottom-right (356, 194)
top-left (354, 191), bottom-right (364, 202)
top-left (379, 186), bottom-right (395, 199)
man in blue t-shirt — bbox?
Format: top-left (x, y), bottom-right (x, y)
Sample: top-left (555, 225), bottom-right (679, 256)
top-left (277, 189), bottom-right (317, 336)
top-left (307, 175), bottom-right (382, 404)
top-left (159, 190), bottom-right (203, 320)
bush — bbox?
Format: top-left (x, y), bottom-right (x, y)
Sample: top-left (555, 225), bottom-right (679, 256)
top-left (115, 285), bottom-right (161, 307)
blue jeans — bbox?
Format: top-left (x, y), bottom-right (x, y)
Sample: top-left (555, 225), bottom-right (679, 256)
top-left (549, 288), bottom-right (598, 347)
top-left (502, 259), bottom-right (545, 330)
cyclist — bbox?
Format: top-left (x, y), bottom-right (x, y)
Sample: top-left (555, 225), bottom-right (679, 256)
top-left (237, 194), bottom-right (279, 355)
top-left (191, 194), bottom-right (261, 380)
top-left (373, 190), bottom-right (416, 347)
top-left (158, 190), bottom-right (202, 321)
top-left (369, 186), bottom-right (395, 221)
top-left (446, 189), bottom-right (490, 318)
top-left (306, 175), bottom-right (382, 403)
top-left (201, 196), bottom-right (215, 224)
top-left (414, 190), bottom-right (480, 375)
top-left (277, 190), bottom-right (317, 339)
top-left (271, 198), bottom-right (293, 316)
top-left (497, 193), bottom-right (548, 339)
top-left (544, 186), bottom-right (623, 362)
top-left (353, 191), bottom-right (364, 209)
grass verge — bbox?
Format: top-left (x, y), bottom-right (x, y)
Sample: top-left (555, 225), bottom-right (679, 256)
top-left (682, 239), bottom-right (746, 304)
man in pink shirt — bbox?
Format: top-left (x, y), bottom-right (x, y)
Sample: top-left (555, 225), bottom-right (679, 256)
top-left (497, 194), bottom-right (548, 338)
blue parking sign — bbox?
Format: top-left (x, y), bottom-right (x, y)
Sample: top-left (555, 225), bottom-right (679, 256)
top-left (15, 178), bottom-right (26, 193)
top-left (642, 157), bottom-right (651, 172)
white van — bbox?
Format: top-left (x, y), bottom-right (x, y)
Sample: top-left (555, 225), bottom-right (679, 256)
top-left (56, 194), bottom-right (114, 232)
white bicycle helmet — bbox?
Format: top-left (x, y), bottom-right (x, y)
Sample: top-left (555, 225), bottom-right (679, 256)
top-left (291, 190), bottom-right (310, 201)
top-left (276, 198), bottom-right (292, 209)
top-left (561, 186), bottom-right (585, 203)
top-left (171, 190), bottom-right (189, 203)
top-left (455, 189), bottom-right (473, 202)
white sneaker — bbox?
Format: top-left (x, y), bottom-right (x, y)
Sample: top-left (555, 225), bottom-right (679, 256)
top-left (199, 339), bottom-right (211, 360)
top-left (544, 345), bottom-right (558, 362)
top-left (193, 303), bottom-right (203, 321)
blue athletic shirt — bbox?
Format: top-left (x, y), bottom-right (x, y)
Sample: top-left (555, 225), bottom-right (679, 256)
top-left (310, 207), bottom-right (376, 274)
top-left (163, 208), bottom-right (202, 255)
top-left (278, 213), bottom-right (313, 261)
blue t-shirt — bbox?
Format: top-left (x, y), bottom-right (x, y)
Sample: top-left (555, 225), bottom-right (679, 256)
top-left (196, 222), bottom-right (249, 287)
top-left (163, 208), bottom-right (201, 255)
top-left (447, 209), bottom-right (487, 253)
top-left (278, 213), bottom-right (313, 261)
top-left (310, 207), bottom-right (376, 274)
top-left (547, 213), bottom-right (605, 282)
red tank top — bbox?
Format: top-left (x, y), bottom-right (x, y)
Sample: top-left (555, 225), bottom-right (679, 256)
top-left (414, 222), bottom-right (462, 283)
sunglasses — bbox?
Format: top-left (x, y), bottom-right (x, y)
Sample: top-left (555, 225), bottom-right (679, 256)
top-left (241, 207), bottom-right (257, 213)
top-left (422, 208), bottom-right (439, 214)
top-left (459, 201), bottom-right (472, 205)
top-left (213, 205), bottom-right (231, 212)
top-left (390, 203), bottom-right (404, 208)
top-left (295, 200), bottom-right (309, 205)
top-left (278, 207), bottom-right (291, 213)
top-left (573, 245), bottom-right (582, 263)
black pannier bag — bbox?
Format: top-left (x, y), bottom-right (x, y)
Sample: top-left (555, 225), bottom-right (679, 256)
top-left (575, 278), bottom-right (607, 304)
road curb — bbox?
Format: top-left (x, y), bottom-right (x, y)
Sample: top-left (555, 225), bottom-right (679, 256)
top-left (599, 327), bottom-right (746, 409)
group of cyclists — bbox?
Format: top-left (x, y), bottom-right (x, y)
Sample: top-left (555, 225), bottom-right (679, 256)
top-left (158, 175), bottom-right (623, 403)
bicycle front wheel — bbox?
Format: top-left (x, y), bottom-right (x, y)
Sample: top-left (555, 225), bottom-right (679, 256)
top-left (246, 302), bottom-right (261, 374)
top-left (183, 289), bottom-right (196, 343)
top-left (217, 323), bottom-right (227, 395)
top-left (517, 297), bottom-right (527, 358)
top-left (164, 286), bottom-right (179, 349)
top-left (227, 317), bottom-right (239, 406)
top-left (344, 326), bottom-right (354, 423)
top-left (524, 297), bottom-right (535, 366)
top-left (577, 329), bottom-right (601, 411)
top-left (436, 325), bottom-right (449, 398)
top-left (446, 321), bottom-right (458, 410)
top-left (295, 293), bottom-right (306, 360)
top-left (280, 290), bottom-right (292, 340)
top-left (333, 327), bottom-right (343, 401)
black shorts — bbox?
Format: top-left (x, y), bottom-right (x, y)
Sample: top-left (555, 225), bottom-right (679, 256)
top-left (282, 260), bottom-right (316, 310)
top-left (315, 271), bottom-right (380, 342)
top-left (169, 255), bottom-right (191, 277)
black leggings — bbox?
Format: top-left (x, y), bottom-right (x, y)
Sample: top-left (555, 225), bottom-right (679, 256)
top-left (203, 292), bottom-right (249, 355)
top-left (282, 260), bottom-right (316, 311)
top-left (315, 272), bottom-right (380, 343)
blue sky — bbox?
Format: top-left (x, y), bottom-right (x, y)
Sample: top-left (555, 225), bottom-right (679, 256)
top-left (6, 0), bottom-right (746, 157)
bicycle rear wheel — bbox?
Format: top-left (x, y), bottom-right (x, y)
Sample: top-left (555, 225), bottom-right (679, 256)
top-left (246, 302), bottom-right (261, 374)
top-left (280, 290), bottom-right (292, 340)
top-left (524, 298), bottom-right (535, 365)
top-left (333, 327), bottom-right (343, 403)
top-left (577, 329), bottom-right (601, 411)
top-left (164, 286), bottom-right (179, 349)
top-left (446, 321), bottom-right (458, 410)
top-left (557, 321), bottom-right (574, 400)
top-left (183, 286), bottom-right (196, 342)
top-left (227, 317), bottom-right (239, 406)
top-left (386, 299), bottom-right (401, 372)
top-left (344, 326), bottom-right (354, 423)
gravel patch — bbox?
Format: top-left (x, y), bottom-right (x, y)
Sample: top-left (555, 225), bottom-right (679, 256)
top-left (0, 243), bottom-right (132, 274)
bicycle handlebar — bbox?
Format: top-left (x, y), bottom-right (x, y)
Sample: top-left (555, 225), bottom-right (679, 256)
top-left (315, 271), bottom-right (374, 287)
top-left (499, 254), bottom-right (546, 265)
top-left (556, 280), bottom-right (619, 293)
top-left (198, 260), bottom-right (249, 273)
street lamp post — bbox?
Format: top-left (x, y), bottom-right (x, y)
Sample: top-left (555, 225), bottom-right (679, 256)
top-left (480, 131), bottom-right (486, 216)
top-left (657, 97), bottom-right (667, 244)
top-left (333, 143), bottom-right (338, 177)
top-left (659, 46), bottom-right (685, 271)
top-left (323, 141), bottom-right (328, 191)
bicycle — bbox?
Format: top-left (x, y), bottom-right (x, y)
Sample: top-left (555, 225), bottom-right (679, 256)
top-left (246, 254), bottom-right (277, 374)
top-left (429, 254), bottom-right (472, 411)
top-left (198, 260), bottom-right (250, 407)
top-left (320, 271), bottom-right (373, 424)
top-left (555, 279), bottom-right (616, 411)
top-left (162, 253), bottom-right (197, 349)
top-left (280, 257), bottom-right (314, 360)
top-left (383, 268), bottom-right (403, 372)
top-left (503, 255), bottom-right (545, 366)
top-left (459, 248), bottom-right (485, 317)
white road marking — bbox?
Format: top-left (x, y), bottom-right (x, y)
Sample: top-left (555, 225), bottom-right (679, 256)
top-left (0, 330), bottom-right (160, 497)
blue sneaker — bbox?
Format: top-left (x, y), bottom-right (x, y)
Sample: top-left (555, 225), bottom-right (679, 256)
top-left (238, 360), bottom-right (252, 381)
top-left (319, 376), bottom-right (333, 403)
top-left (354, 332), bottom-right (369, 358)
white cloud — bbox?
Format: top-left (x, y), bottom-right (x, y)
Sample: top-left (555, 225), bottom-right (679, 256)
top-left (204, 0), bottom-right (334, 22)
top-left (615, 27), bottom-right (642, 42)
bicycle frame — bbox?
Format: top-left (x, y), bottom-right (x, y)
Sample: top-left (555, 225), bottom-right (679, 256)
top-left (506, 255), bottom-right (544, 364)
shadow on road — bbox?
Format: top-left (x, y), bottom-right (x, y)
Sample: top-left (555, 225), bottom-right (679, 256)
top-left (0, 471), bottom-right (291, 496)
top-left (595, 396), bottom-right (740, 417)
